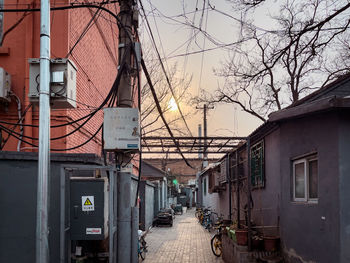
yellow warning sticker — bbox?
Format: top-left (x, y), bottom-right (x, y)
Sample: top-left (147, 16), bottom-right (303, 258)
top-left (84, 198), bottom-right (92, 206)
top-left (82, 196), bottom-right (94, 211)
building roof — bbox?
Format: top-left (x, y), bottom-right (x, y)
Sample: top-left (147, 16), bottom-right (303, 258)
top-left (223, 73), bottom-right (350, 157)
top-left (269, 96), bottom-right (350, 122)
top-left (288, 73), bottom-right (350, 108)
top-left (141, 160), bottom-right (165, 178)
top-left (198, 162), bottom-right (221, 177)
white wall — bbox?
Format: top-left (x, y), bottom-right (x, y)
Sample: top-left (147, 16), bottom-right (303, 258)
top-left (201, 174), bottom-right (220, 213)
top-left (200, 174), bottom-right (230, 219)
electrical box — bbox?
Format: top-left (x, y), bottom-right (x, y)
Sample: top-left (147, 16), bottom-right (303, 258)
top-left (0, 67), bottom-right (11, 102)
top-left (70, 177), bottom-right (109, 240)
top-left (103, 107), bottom-right (140, 151)
top-left (28, 58), bottom-right (77, 108)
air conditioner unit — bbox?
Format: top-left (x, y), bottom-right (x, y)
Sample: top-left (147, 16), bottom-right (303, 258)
top-left (0, 67), bottom-right (11, 102)
top-left (28, 58), bottom-right (77, 108)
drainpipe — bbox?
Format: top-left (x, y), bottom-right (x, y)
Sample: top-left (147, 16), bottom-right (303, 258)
top-left (36, 0), bottom-right (51, 262)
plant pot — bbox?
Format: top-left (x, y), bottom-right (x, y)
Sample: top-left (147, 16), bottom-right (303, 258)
top-left (263, 236), bottom-right (280, 252)
top-left (235, 229), bottom-right (248, 246)
top-left (252, 237), bottom-right (263, 250)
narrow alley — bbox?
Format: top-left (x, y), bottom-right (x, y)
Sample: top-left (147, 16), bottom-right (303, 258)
top-left (143, 209), bottom-right (224, 263)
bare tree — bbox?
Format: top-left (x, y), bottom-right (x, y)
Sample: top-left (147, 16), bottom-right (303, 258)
top-left (202, 0), bottom-right (350, 121)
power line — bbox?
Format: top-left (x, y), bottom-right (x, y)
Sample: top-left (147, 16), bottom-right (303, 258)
top-left (0, 2), bottom-right (139, 153)
top-left (141, 58), bottom-right (193, 168)
top-left (0, 3), bottom-right (133, 133)
top-left (0, 121), bottom-right (103, 151)
top-left (198, 0), bottom-right (209, 95)
top-left (139, 0), bottom-right (193, 136)
top-left (0, 61), bottom-right (126, 143)
top-left (0, 103), bottom-right (33, 149)
top-left (164, 39), bottom-right (252, 60)
top-left (65, 5), bottom-right (103, 58)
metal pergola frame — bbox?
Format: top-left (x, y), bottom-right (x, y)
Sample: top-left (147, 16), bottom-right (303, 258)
top-left (141, 136), bottom-right (247, 155)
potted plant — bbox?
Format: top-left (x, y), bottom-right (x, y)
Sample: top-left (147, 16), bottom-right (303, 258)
top-left (263, 236), bottom-right (280, 252)
top-left (252, 235), bottom-right (264, 250)
top-left (235, 229), bottom-right (248, 246)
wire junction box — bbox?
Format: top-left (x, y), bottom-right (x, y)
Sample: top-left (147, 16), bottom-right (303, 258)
top-left (28, 58), bottom-right (77, 108)
top-left (103, 107), bottom-right (140, 151)
top-left (0, 67), bottom-right (11, 102)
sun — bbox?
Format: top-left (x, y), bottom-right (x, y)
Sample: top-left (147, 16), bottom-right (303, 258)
top-left (169, 97), bottom-right (178, 112)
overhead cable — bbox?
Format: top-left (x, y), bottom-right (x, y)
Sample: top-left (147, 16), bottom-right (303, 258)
top-left (141, 58), bottom-right (193, 168)
top-left (139, 0), bottom-right (193, 137)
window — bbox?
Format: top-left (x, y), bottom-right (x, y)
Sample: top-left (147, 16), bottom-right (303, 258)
top-left (0, 0), bottom-right (3, 45)
top-left (251, 140), bottom-right (265, 188)
top-left (203, 177), bottom-right (207, 196)
top-left (292, 156), bottom-right (318, 202)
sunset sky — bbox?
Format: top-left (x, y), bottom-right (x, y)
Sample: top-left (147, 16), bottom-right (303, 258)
top-left (140, 0), bottom-right (268, 138)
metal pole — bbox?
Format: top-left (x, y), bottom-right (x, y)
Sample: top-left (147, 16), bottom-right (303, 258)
top-left (203, 104), bottom-right (207, 162)
top-left (109, 169), bottom-right (116, 263)
top-left (198, 124), bottom-right (202, 159)
top-left (118, 0), bottom-right (133, 108)
top-left (117, 0), bottom-right (135, 261)
top-left (227, 154), bottom-right (232, 221)
top-left (117, 172), bottom-right (132, 263)
top-left (196, 104), bottom-right (213, 167)
top-left (236, 150), bottom-right (240, 229)
top-left (60, 168), bottom-right (66, 263)
top-left (131, 207), bottom-right (139, 263)
top-left (36, 0), bottom-right (51, 262)
top-left (247, 138), bottom-right (252, 251)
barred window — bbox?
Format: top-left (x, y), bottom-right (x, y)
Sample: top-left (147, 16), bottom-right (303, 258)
top-left (250, 140), bottom-right (265, 188)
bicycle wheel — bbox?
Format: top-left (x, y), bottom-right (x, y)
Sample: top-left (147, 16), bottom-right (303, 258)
top-left (207, 222), bottom-right (212, 232)
top-left (139, 246), bottom-right (146, 260)
top-left (211, 234), bottom-right (222, 257)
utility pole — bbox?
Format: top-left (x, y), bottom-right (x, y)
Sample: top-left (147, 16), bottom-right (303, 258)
top-left (196, 103), bottom-right (214, 168)
top-left (36, 0), bottom-right (51, 262)
top-left (198, 124), bottom-right (202, 159)
top-left (117, 1), bottom-right (137, 263)
top-left (118, 0), bottom-right (133, 108)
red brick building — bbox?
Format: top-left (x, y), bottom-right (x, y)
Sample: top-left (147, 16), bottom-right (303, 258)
top-left (144, 158), bottom-right (218, 185)
top-left (0, 0), bottom-right (123, 155)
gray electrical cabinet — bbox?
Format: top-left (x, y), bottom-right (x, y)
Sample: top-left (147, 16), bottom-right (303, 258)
top-left (28, 58), bottom-right (77, 108)
top-left (70, 177), bottom-right (109, 240)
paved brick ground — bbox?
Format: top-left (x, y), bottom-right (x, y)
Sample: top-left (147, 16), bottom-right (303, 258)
top-left (142, 209), bottom-right (224, 263)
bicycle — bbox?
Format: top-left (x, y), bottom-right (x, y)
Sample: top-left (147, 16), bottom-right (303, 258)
top-left (196, 206), bottom-right (211, 225)
top-left (202, 210), bottom-right (214, 231)
top-left (195, 207), bottom-right (202, 220)
top-left (138, 230), bottom-right (147, 261)
top-left (210, 215), bottom-right (224, 257)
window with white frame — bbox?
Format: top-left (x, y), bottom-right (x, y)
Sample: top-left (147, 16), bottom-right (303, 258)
top-left (293, 155), bottom-right (318, 202)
